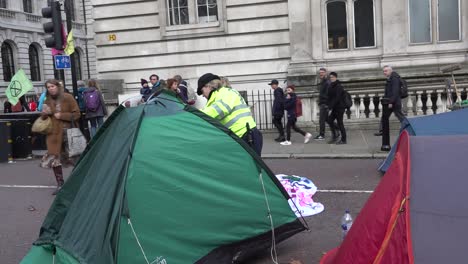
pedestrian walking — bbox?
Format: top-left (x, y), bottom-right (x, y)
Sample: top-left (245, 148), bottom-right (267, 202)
top-left (280, 85), bottom-right (312, 146)
top-left (39, 79), bottom-right (80, 195)
top-left (327, 72), bottom-right (347, 145)
top-left (315, 68), bottom-right (331, 140)
top-left (140, 78), bottom-right (151, 102)
top-left (270, 79), bottom-right (285, 142)
top-left (84, 79), bottom-right (108, 138)
top-left (198, 73), bottom-right (263, 156)
top-left (375, 65), bottom-right (405, 136)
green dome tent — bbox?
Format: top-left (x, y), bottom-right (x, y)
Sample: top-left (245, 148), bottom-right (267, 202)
top-left (21, 91), bottom-right (306, 264)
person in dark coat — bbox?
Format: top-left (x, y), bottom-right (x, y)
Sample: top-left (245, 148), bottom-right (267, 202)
top-left (140, 78), bottom-right (151, 102)
top-left (84, 79), bottom-right (108, 138)
top-left (3, 101), bottom-right (12, 113)
top-left (270, 79), bottom-right (285, 142)
top-left (174, 75), bottom-right (189, 103)
top-left (375, 65), bottom-right (405, 136)
top-left (315, 68), bottom-right (331, 140)
top-left (280, 85), bottom-right (312, 146)
top-left (327, 72), bottom-right (347, 144)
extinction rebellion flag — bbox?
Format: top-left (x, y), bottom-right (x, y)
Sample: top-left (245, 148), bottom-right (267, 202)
top-left (5, 69), bottom-right (33, 105)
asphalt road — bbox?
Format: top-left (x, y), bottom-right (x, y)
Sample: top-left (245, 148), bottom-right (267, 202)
top-left (0, 158), bottom-right (384, 264)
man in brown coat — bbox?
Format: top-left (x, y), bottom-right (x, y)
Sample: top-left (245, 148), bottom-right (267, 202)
top-left (40, 79), bottom-right (80, 195)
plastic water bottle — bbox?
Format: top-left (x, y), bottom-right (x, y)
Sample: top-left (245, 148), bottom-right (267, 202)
top-left (341, 210), bottom-right (353, 239)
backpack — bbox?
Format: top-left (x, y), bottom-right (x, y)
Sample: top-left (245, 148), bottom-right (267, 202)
top-left (400, 78), bottom-right (408, 99)
top-left (84, 90), bottom-right (101, 112)
top-left (295, 97), bottom-right (303, 117)
top-left (11, 102), bottom-right (23, 112)
top-left (77, 89), bottom-right (86, 112)
top-left (343, 90), bottom-right (353, 109)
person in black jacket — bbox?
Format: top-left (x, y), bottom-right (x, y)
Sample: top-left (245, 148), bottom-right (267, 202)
top-left (315, 68), bottom-right (331, 140)
top-left (270, 79), bottom-right (285, 142)
top-left (327, 72), bottom-right (347, 144)
top-left (280, 85), bottom-right (312, 146)
top-left (375, 66), bottom-right (405, 136)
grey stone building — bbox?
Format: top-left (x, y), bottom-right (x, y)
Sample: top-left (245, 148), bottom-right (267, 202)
top-left (93, 0), bottom-right (467, 93)
top-left (0, 0), bottom-right (97, 101)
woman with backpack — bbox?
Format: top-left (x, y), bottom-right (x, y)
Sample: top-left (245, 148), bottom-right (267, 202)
top-left (84, 79), bottom-right (107, 138)
top-left (327, 72), bottom-right (347, 145)
top-left (280, 85), bottom-right (312, 146)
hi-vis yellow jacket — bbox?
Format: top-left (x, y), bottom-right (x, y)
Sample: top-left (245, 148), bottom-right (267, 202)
top-left (202, 87), bottom-right (256, 137)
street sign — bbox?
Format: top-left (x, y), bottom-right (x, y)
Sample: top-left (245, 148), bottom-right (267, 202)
top-left (54, 55), bottom-right (71, 69)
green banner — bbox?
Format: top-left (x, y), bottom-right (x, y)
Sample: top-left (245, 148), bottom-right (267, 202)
top-left (5, 69), bottom-right (33, 105)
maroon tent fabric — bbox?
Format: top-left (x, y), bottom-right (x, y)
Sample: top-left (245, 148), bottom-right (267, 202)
top-left (321, 131), bottom-right (413, 264)
top-left (322, 132), bottom-right (468, 264)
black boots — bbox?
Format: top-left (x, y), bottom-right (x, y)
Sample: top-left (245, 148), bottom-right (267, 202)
top-left (52, 166), bottom-right (64, 196)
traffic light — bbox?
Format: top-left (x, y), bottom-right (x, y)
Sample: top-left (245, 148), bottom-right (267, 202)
top-left (42, 1), bottom-right (64, 49)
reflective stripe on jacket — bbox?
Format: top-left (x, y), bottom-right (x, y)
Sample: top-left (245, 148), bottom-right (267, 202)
top-left (202, 87), bottom-right (256, 137)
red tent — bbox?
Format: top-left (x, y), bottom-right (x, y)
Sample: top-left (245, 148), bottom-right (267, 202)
top-left (321, 131), bottom-right (468, 264)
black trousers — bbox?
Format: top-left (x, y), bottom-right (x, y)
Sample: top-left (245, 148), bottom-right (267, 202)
top-left (272, 115), bottom-right (284, 138)
top-left (286, 118), bottom-right (306, 141)
top-left (327, 108), bottom-right (347, 142)
top-left (319, 104), bottom-right (328, 136)
top-left (241, 127), bottom-right (263, 156)
top-left (379, 103), bottom-right (405, 132)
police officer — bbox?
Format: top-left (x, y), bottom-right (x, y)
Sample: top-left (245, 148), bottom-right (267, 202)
top-left (197, 73), bottom-right (263, 156)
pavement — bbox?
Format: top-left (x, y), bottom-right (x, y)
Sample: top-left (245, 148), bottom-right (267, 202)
top-left (261, 129), bottom-right (400, 159)
top-left (0, 158), bottom-right (383, 264)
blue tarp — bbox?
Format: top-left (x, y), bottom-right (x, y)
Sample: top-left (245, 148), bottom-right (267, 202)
top-left (378, 108), bottom-right (468, 172)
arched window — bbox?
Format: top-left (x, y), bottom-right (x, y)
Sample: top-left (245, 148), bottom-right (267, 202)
top-left (437, 0), bottom-right (460, 41)
top-left (327, 1), bottom-right (348, 50)
top-left (1, 42), bottom-right (15, 82)
top-left (74, 50), bottom-right (82, 81)
top-left (23, 0), bottom-right (33, 13)
top-left (28, 45), bottom-right (41, 81)
top-left (354, 0), bottom-right (375, 47)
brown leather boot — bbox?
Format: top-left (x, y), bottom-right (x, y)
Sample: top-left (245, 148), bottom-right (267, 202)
top-left (52, 166), bottom-right (64, 196)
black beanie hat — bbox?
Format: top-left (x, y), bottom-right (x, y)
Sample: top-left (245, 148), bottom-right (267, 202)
top-left (141, 79), bottom-right (148, 86)
top-left (197, 73), bottom-right (220, 95)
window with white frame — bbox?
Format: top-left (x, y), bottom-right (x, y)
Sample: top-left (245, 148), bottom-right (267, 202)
top-left (197, 0), bottom-right (218, 23)
top-left (354, 0), bottom-right (375, 48)
top-left (327, 1), bottom-right (348, 50)
top-left (409, 0), bottom-right (432, 43)
top-left (166, 0), bottom-right (219, 26)
top-left (409, 0), bottom-right (461, 44)
top-left (437, 0), bottom-right (460, 41)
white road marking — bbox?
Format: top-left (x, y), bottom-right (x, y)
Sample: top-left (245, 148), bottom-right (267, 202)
top-left (0, 185), bottom-right (55, 189)
top-left (318, 190), bottom-right (373, 194)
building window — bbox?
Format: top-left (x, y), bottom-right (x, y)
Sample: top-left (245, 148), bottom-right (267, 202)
top-left (327, 1), bottom-right (348, 50)
top-left (354, 0), bottom-right (375, 48)
top-left (0, 0), bottom-right (7, 9)
top-left (167, 0), bottom-right (189, 26)
top-left (1, 42), bottom-right (15, 82)
top-left (437, 0), bottom-right (460, 41)
top-left (197, 0), bottom-right (218, 23)
top-left (73, 50), bottom-right (82, 81)
top-left (28, 45), bottom-right (41, 81)
top-left (409, 0), bottom-right (431, 43)
top-left (23, 0), bottom-right (33, 13)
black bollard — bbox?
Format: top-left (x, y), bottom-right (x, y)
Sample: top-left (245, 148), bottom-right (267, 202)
top-left (381, 98), bottom-right (391, 151)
